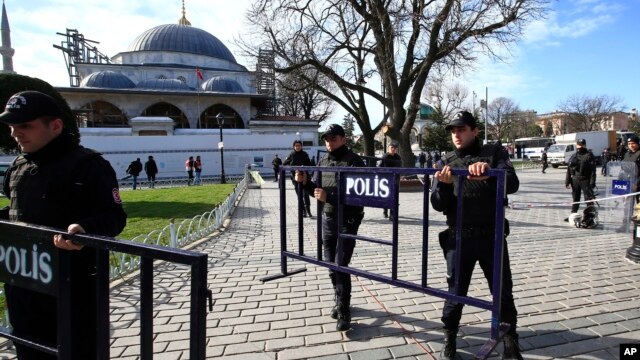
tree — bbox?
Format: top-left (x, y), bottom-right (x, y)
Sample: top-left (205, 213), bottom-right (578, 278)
top-left (0, 74), bottom-right (79, 153)
top-left (341, 114), bottom-right (357, 148)
top-left (240, 0), bottom-right (548, 166)
top-left (487, 97), bottom-right (519, 141)
top-left (277, 67), bottom-right (334, 123)
top-left (558, 94), bottom-right (625, 132)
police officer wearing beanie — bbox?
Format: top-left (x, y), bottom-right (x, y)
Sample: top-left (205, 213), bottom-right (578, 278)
top-left (284, 139), bottom-right (313, 217)
top-left (0, 91), bottom-right (127, 359)
top-left (294, 124), bottom-right (365, 331)
top-left (431, 111), bottom-right (522, 360)
top-left (565, 138), bottom-right (596, 219)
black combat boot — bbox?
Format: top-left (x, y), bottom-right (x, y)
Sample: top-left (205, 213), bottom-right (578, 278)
top-left (305, 205), bottom-right (312, 218)
top-left (336, 297), bottom-right (351, 331)
top-left (330, 294), bottom-right (339, 319)
top-left (382, 209), bottom-right (388, 218)
top-left (440, 329), bottom-right (457, 360)
top-left (502, 334), bottom-right (523, 360)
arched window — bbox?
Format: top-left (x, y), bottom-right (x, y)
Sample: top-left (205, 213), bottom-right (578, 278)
top-left (157, 75), bottom-right (167, 80)
top-left (143, 102), bottom-right (190, 128)
top-left (78, 101), bottom-right (128, 127)
top-left (177, 76), bottom-right (187, 84)
top-left (199, 105), bottom-right (244, 129)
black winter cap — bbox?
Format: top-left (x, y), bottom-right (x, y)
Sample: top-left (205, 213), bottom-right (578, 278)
top-left (321, 124), bottom-right (346, 139)
top-left (0, 91), bottom-right (63, 124)
top-left (445, 111), bottom-right (477, 130)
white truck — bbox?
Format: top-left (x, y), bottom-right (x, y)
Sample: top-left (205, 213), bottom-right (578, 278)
top-left (547, 130), bottom-right (616, 168)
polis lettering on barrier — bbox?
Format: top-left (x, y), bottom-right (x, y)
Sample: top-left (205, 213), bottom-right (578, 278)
top-left (345, 175), bottom-right (390, 198)
top-left (0, 244), bottom-right (53, 284)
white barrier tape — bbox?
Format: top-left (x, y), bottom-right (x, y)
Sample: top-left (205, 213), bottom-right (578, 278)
top-left (510, 191), bottom-right (640, 209)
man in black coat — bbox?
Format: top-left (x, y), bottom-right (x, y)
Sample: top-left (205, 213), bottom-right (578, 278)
top-left (284, 140), bottom-right (313, 217)
top-left (431, 111), bottom-right (522, 360)
top-left (565, 138), bottom-right (596, 220)
top-left (126, 157), bottom-right (143, 189)
top-left (0, 91), bottom-right (127, 359)
top-left (379, 140), bottom-right (402, 220)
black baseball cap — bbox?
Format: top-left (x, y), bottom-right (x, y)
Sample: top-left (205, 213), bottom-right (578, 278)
top-left (321, 124), bottom-right (346, 139)
top-left (0, 91), bottom-right (63, 125)
top-left (389, 140), bottom-right (399, 147)
top-left (628, 134), bottom-right (639, 144)
top-left (445, 111), bottom-right (477, 130)
top-left (576, 138), bottom-right (586, 146)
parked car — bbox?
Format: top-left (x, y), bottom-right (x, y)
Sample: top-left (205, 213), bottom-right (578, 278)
top-left (0, 162), bottom-right (10, 195)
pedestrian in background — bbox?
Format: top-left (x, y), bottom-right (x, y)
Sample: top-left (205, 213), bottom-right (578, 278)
top-left (126, 157), bottom-right (143, 189)
top-left (418, 151), bottom-right (426, 168)
top-left (379, 140), bottom-right (402, 220)
top-left (541, 150), bottom-right (548, 174)
top-left (294, 124), bottom-right (365, 331)
top-left (144, 155), bottom-right (158, 188)
top-left (185, 156), bottom-right (195, 185)
top-left (0, 91), bottom-right (127, 359)
top-left (284, 140), bottom-right (313, 217)
top-left (272, 154), bottom-right (282, 182)
top-left (194, 155), bottom-right (202, 185)
top-left (601, 148), bottom-right (610, 176)
top-left (431, 111), bottom-right (522, 360)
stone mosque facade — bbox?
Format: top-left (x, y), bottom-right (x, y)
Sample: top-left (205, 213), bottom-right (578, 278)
top-left (0, 2), bottom-right (320, 179)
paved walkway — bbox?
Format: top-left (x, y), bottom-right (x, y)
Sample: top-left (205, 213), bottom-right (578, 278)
top-left (1, 166), bottom-right (638, 359)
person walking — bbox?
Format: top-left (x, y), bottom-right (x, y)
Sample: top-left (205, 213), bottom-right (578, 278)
top-left (126, 157), bottom-right (143, 189)
top-left (272, 154), bottom-right (282, 182)
top-left (379, 140), bottom-right (402, 220)
top-left (294, 124), bottom-right (365, 331)
top-left (194, 155), bottom-right (203, 185)
top-left (541, 150), bottom-right (548, 174)
top-left (564, 138), bottom-right (596, 221)
top-left (418, 151), bottom-right (426, 168)
top-left (601, 148), bottom-right (610, 176)
top-left (430, 111), bottom-right (522, 360)
top-left (284, 140), bottom-right (313, 217)
top-left (185, 156), bottom-right (195, 186)
top-left (0, 91), bottom-right (127, 359)
top-left (144, 155), bottom-right (158, 188)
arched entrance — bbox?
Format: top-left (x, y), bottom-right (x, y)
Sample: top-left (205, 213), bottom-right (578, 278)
top-left (143, 102), bottom-right (189, 128)
top-left (78, 101), bottom-right (128, 127)
top-left (199, 105), bottom-right (244, 129)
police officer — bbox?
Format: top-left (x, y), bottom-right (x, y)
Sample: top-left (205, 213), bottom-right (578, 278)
top-left (431, 111), bottom-right (522, 360)
top-left (0, 91), bottom-right (127, 359)
top-left (565, 138), bottom-right (596, 220)
top-left (284, 139), bottom-right (313, 217)
top-left (294, 124), bottom-right (365, 331)
top-left (379, 140), bottom-right (402, 220)
top-left (622, 134), bottom-right (640, 203)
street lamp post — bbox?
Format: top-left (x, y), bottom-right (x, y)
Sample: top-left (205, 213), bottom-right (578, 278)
top-left (216, 112), bottom-right (227, 184)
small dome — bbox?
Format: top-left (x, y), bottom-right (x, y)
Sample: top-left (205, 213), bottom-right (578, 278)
top-left (201, 76), bottom-right (244, 93)
top-left (80, 71), bottom-right (135, 89)
top-left (137, 79), bottom-right (193, 91)
top-left (128, 24), bottom-right (236, 63)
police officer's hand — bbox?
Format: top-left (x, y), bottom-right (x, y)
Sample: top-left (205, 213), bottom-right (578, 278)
top-left (467, 162), bottom-right (490, 181)
top-left (53, 223), bottom-right (85, 251)
top-left (565, 184), bottom-right (570, 189)
top-left (294, 170), bottom-right (307, 184)
top-left (313, 188), bottom-right (327, 203)
top-left (434, 165), bottom-right (453, 184)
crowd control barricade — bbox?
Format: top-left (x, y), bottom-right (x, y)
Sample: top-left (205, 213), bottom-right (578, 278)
top-left (0, 220), bottom-right (210, 360)
top-left (264, 165), bottom-right (509, 359)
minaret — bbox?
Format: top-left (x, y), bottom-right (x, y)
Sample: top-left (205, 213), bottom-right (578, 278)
top-left (0, 0), bottom-right (15, 74)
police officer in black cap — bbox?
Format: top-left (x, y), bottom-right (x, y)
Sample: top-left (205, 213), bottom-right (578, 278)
top-left (622, 134), bottom-right (640, 203)
top-left (565, 138), bottom-right (596, 220)
top-left (284, 139), bottom-right (313, 217)
top-left (431, 111), bottom-right (522, 360)
top-left (379, 140), bottom-right (402, 220)
top-left (0, 91), bottom-right (127, 359)
top-left (294, 124), bottom-right (365, 331)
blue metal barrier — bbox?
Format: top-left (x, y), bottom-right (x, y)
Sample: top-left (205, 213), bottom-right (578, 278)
top-left (0, 220), bottom-right (210, 360)
top-left (264, 165), bottom-right (508, 359)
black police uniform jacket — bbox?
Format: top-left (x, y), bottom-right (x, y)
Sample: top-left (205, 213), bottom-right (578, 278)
top-left (304, 145), bottom-right (365, 218)
top-left (0, 131), bottom-right (127, 354)
top-left (284, 149), bottom-right (312, 175)
top-left (622, 150), bottom-right (640, 185)
top-left (430, 139), bottom-right (519, 228)
top-left (379, 153), bottom-right (402, 168)
top-left (565, 148), bottom-right (596, 187)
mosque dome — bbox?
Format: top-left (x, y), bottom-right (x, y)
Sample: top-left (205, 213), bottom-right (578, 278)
top-left (80, 71), bottom-right (136, 89)
top-left (201, 76), bottom-right (244, 93)
top-left (137, 78), bottom-right (193, 91)
top-left (127, 24), bottom-right (237, 63)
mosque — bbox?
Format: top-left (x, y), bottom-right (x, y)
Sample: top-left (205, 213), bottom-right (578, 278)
top-left (0, 1), bottom-right (320, 179)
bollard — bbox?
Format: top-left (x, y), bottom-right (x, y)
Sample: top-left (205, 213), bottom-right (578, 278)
top-left (170, 218), bottom-right (177, 248)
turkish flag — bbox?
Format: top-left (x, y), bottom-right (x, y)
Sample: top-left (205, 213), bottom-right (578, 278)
top-left (196, 68), bottom-right (203, 81)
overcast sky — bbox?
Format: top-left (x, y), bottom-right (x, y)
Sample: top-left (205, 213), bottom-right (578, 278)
top-left (4, 0), bottom-right (639, 126)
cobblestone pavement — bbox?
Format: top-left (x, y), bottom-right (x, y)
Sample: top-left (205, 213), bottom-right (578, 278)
top-left (1, 166), bottom-right (638, 359)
